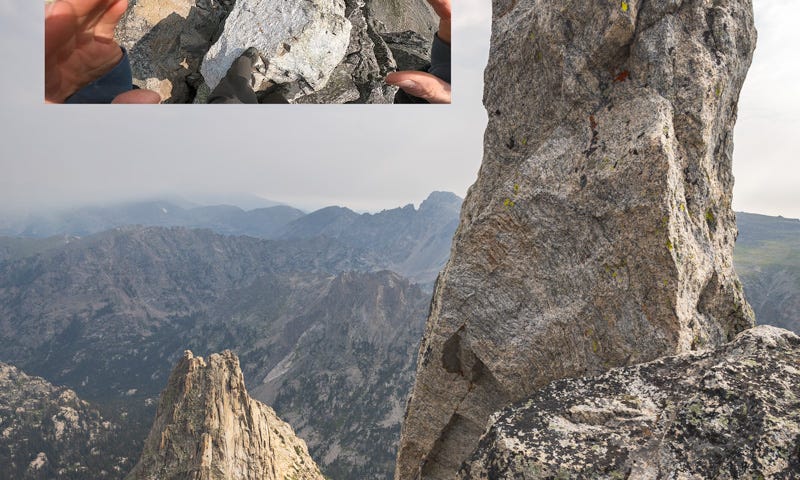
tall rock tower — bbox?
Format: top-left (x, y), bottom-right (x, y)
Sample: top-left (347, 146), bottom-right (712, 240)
top-left (396, 0), bottom-right (757, 478)
top-left (126, 350), bottom-right (325, 480)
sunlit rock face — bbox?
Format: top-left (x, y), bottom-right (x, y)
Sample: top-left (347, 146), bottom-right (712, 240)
top-left (125, 350), bottom-right (325, 480)
top-left (115, 0), bottom-right (234, 103)
top-left (396, 0), bottom-right (757, 478)
top-left (200, 0), bottom-right (351, 97)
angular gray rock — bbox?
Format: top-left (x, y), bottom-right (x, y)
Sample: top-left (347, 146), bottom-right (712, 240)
top-left (199, 0), bottom-right (351, 99)
top-left (115, 0), bottom-right (234, 103)
top-left (460, 326), bottom-right (800, 479)
top-left (114, 0), bottom-right (437, 103)
top-left (382, 31), bottom-right (432, 72)
top-left (125, 350), bottom-right (324, 480)
top-left (396, 0), bottom-right (757, 478)
top-left (366, 0), bottom-right (436, 36)
top-left (295, 0), bottom-right (397, 104)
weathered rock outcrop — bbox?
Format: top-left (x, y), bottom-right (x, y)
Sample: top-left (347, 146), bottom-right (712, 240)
top-left (199, 0), bottom-right (351, 100)
top-left (115, 0), bottom-right (234, 103)
top-left (125, 350), bottom-right (324, 480)
top-left (367, 0), bottom-right (435, 36)
top-left (114, 0), bottom-right (437, 103)
top-left (396, 0), bottom-right (757, 478)
top-left (0, 362), bottom-right (131, 479)
top-left (295, 0), bottom-right (397, 104)
top-left (461, 326), bottom-right (800, 479)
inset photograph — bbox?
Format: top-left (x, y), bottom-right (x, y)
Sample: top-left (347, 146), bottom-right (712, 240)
top-left (44, 0), bottom-right (451, 104)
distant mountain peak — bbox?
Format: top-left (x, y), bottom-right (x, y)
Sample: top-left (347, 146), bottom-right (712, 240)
top-left (419, 191), bottom-right (462, 212)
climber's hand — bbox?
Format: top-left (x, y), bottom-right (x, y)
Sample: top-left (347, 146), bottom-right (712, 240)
top-left (45, 0), bottom-right (156, 103)
top-left (427, 0), bottom-right (450, 44)
top-left (386, 71), bottom-right (451, 104)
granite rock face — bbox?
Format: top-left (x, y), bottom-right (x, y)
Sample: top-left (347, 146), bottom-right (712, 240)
top-left (295, 0), bottom-right (396, 104)
top-left (461, 326), bottom-right (800, 479)
top-left (366, 0), bottom-right (435, 36)
top-left (396, 0), bottom-right (757, 478)
top-left (191, 271), bottom-right (430, 479)
top-left (200, 0), bottom-right (351, 99)
top-left (125, 350), bottom-right (324, 480)
top-left (115, 0), bottom-right (234, 103)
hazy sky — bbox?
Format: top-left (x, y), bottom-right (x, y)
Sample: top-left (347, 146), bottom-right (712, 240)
top-left (0, 0), bottom-right (797, 218)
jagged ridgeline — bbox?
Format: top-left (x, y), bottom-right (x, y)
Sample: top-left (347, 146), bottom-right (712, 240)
top-left (0, 226), bottom-right (432, 479)
top-left (396, 0), bottom-right (765, 478)
top-left (125, 350), bottom-right (325, 480)
top-left (114, 0), bottom-right (437, 103)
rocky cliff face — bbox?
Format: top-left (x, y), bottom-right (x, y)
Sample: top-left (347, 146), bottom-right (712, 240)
top-left (125, 350), bottom-right (324, 480)
top-left (461, 326), bottom-right (800, 479)
top-left (396, 0), bottom-right (757, 478)
top-left (190, 271), bottom-right (429, 479)
top-left (115, 0), bottom-right (436, 103)
top-left (0, 362), bottom-right (131, 479)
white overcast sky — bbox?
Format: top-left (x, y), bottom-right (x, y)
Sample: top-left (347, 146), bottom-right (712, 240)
top-left (0, 0), bottom-right (797, 217)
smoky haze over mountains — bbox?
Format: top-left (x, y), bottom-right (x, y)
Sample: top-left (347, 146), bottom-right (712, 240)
top-left (0, 191), bottom-right (462, 284)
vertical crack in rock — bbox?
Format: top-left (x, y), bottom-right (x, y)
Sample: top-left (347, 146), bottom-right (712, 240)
top-left (396, 0), bottom-right (757, 478)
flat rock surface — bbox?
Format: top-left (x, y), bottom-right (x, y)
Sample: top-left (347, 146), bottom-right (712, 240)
top-left (461, 326), bottom-right (800, 479)
top-left (396, 0), bottom-right (757, 478)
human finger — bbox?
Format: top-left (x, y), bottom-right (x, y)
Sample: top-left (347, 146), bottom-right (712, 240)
top-left (111, 89), bottom-right (162, 104)
top-left (386, 71), bottom-right (451, 104)
top-left (64, 0), bottom-right (117, 21)
top-left (94, 0), bottom-right (127, 40)
top-left (45, 1), bottom-right (77, 59)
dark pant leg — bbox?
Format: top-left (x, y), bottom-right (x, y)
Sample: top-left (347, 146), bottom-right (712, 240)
top-left (208, 57), bottom-right (259, 104)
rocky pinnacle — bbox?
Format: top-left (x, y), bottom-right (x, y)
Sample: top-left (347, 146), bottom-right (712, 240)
top-left (125, 350), bottom-right (324, 480)
top-left (396, 0), bottom-right (757, 478)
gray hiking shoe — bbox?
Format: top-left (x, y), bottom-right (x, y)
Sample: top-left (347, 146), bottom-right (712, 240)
top-left (240, 47), bottom-right (271, 91)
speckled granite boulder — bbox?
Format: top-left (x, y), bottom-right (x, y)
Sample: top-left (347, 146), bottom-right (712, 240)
top-left (199, 0), bottom-right (351, 99)
top-left (396, 0), bottom-right (757, 478)
top-left (460, 326), bottom-right (800, 479)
